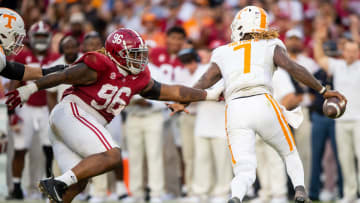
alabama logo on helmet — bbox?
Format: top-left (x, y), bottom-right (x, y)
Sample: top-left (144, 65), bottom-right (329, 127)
top-left (105, 28), bottom-right (148, 75)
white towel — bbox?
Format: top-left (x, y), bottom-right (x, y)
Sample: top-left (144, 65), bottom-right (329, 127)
top-left (280, 105), bottom-right (304, 129)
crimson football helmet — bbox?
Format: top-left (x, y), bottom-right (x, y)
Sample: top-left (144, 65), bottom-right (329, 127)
top-left (105, 28), bottom-right (148, 75)
top-left (28, 21), bottom-right (52, 52)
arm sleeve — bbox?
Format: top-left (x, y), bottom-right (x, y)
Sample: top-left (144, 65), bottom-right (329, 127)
top-left (42, 64), bottom-right (67, 76)
top-left (0, 61), bottom-right (25, 80)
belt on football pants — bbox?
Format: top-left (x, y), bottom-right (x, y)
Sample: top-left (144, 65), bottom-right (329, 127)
top-left (232, 93), bottom-right (264, 100)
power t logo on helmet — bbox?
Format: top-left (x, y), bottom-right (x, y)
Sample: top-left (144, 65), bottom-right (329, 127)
top-left (0, 7), bottom-right (25, 55)
top-left (231, 6), bottom-right (269, 42)
top-left (105, 28), bottom-right (148, 75)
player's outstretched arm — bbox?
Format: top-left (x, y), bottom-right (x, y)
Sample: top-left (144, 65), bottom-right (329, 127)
top-left (0, 60), bottom-right (67, 81)
top-left (274, 45), bottom-right (346, 103)
top-left (152, 63), bottom-right (222, 115)
top-left (33, 63), bottom-right (97, 89)
top-left (192, 62), bottom-right (222, 89)
top-left (5, 63), bottom-right (97, 110)
top-left (140, 79), bottom-right (207, 103)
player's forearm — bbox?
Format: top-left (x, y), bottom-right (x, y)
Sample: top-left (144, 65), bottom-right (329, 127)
top-left (35, 63), bottom-right (97, 90)
top-left (274, 46), bottom-right (324, 93)
top-left (141, 79), bottom-right (207, 102)
top-left (193, 63), bottom-right (222, 89)
top-left (287, 64), bottom-right (323, 93)
top-left (159, 84), bottom-right (207, 102)
top-left (34, 71), bottom-right (68, 90)
top-left (23, 65), bottom-right (43, 80)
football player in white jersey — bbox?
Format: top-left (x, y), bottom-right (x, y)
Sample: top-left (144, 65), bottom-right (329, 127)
top-left (168, 6), bottom-right (346, 203)
top-left (0, 7), bottom-right (65, 81)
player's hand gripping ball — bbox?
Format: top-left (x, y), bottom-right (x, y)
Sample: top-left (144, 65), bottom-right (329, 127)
top-left (323, 97), bottom-right (346, 119)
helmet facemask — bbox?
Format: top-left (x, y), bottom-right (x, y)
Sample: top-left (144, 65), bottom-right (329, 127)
top-left (119, 47), bottom-right (148, 75)
top-left (0, 31), bottom-right (25, 55)
top-left (231, 22), bottom-right (244, 42)
top-left (9, 32), bottom-right (25, 54)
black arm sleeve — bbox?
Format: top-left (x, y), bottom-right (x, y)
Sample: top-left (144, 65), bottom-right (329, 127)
top-left (140, 79), bottom-right (161, 99)
top-left (0, 61), bottom-right (25, 80)
top-left (42, 64), bottom-right (68, 76)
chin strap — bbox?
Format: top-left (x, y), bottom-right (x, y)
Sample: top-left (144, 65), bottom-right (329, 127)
top-left (105, 51), bottom-right (130, 75)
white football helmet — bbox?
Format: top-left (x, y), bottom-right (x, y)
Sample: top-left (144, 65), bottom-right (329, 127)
top-left (0, 7), bottom-right (25, 55)
top-left (231, 6), bottom-right (269, 42)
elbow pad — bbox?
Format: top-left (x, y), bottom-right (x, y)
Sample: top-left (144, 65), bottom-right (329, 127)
top-left (0, 61), bottom-right (25, 80)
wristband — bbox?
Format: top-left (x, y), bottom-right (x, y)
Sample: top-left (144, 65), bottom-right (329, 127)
top-left (18, 83), bottom-right (38, 102)
top-left (319, 86), bottom-right (327, 95)
top-left (205, 86), bottom-right (223, 101)
top-left (42, 64), bottom-right (67, 76)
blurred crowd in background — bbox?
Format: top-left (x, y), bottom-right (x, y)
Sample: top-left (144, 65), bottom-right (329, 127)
top-left (0, 0), bottom-right (360, 203)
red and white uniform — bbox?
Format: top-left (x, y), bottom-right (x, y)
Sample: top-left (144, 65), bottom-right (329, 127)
top-left (50, 52), bottom-right (151, 172)
top-left (12, 49), bottom-right (59, 149)
top-left (148, 47), bottom-right (183, 147)
top-left (149, 47), bottom-right (183, 84)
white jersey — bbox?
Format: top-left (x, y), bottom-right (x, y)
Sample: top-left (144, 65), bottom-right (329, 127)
top-left (0, 46), bottom-right (6, 72)
top-left (210, 38), bottom-right (286, 102)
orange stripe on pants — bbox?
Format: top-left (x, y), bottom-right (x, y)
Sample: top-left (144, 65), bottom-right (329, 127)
top-left (265, 94), bottom-right (293, 151)
top-left (268, 94), bottom-right (296, 146)
top-left (225, 104), bottom-right (236, 164)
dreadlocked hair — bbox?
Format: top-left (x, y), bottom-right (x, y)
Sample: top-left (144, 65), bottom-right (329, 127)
top-left (96, 47), bottom-right (106, 55)
top-left (244, 29), bottom-right (279, 40)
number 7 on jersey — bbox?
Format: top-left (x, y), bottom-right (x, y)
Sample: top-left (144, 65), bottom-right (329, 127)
top-left (233, 43), bottom-right (251, 74)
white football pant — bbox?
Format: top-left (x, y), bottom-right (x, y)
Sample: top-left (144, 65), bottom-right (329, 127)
top-left (225, 94), bottom-right (304, 201)
top-left (49, 99), bottom-right (119, 173)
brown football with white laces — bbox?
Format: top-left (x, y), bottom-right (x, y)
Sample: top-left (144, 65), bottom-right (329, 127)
top-left (323, 97), bottom-right (346, 119)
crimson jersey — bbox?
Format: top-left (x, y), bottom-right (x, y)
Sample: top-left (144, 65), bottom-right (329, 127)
top-left (14, 48), bottom-right (59, 106)
top-left (63, 52), bottom-right (151, 122)
top-left (149, 47), bottom-right (183, 83)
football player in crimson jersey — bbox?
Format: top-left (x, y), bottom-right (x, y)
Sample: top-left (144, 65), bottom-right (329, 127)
top-left (0, 8), bottom-right (65, 81)
top-left (5, 28), bottom-right (220, 203)
top-left (7, 20), bottom-right (60, 200)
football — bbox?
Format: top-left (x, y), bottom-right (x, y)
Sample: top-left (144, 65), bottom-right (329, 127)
top-left (323, 97), bottom-right (346, 119)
